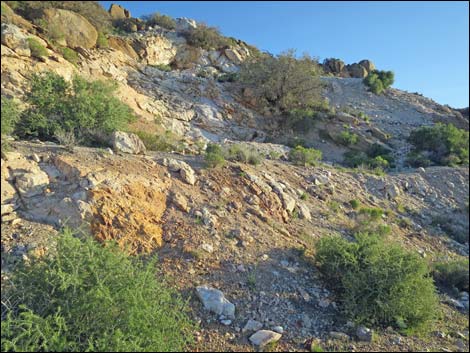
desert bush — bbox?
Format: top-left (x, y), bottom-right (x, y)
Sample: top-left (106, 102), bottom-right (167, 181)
top-left (407, 123), bottom-right (469, 166)
top-left (1, 228), bottom-right (194, 352)
top-left (1, 96), bottom-right (20, 137)
top-left (225, 144), bottom-right (263, 165)
top-left (343, 143), bottom-right (394, 171)
top-left (134, 130), bottom-right (183, 152)
top-left (142, 12), bottom-right (176, 30)
top-left (315, 233), bottom-right (438, 330)
top-left (239, 49), bottom-right (323, 112)
top-left (183, 23), bottom-right (230, 50)
top-left (60, 47), bottom-right (79, 65)
top-left (27, 37), bottom-right (48, 58)
top-left (339, 130), bottom-right (359, 146)
top-left (152, 63), bottom-right (172, 72)
top-left (349, 199), bottom-right (360, 209)
top-left (433, 258), bottom-right (469, 292)
top-left (204, 143), bottom-right (225, 168)
top-left (16, 72), bottom-right (134, 145)
top-left (288, 145), bottom-right (322, 166)
top-left (96, 31), bottom-right (108, 48)
top-left (217, 72), bottom-right (238, 83)
top-left (363, 70), bottom-right (394, 94)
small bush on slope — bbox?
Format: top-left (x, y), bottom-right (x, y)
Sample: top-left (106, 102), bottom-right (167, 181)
top-left (433, 258), bottom-right (469, 292)
top-left (142, 12), bottom-right (176, 30)
top-left (27, 37), bottom-right (48, 58)
top-left (16, 71), bottom-right (135, 145)
top-left (1, 228), bottom-right (194, 352)
top-left (1, 96), bottom-right (19, 137)
top-left (288, 145), bottom-right (322, 166)
top-left (363, 70), bottom-right (394, 94)
top-left (315, 233), bottom-right (438, 330)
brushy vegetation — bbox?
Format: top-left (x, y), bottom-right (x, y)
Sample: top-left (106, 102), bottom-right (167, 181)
top-left (339, 129), bottom-right (359, 146)
top-left (432, 258), bottom-right (469, 293)
top-left (349, 199), bottom-right (360, 209)
top-left (183, 23), bottom-right (231, 50)
top-left (1, 228), bottom-right (195, 352)
top-left (204, 143), bottom-right (264, 168)
top-left (363, 70), bottom-right (394, 94)
top-left (142, 12), bottom-right (176, 30)
top-left (217, 72), bottom-right (238, 83)
top-left (16, 72), bottom-right (135, 146)
top-left (239, 49), bottom-right (324, 112)
top-left (26, 37), bottom-right (48, 58)
top-left (60, 47), bottom-right (79, 66)
top-left (1, 96), bottom-right (20, 138)
top-left (288, 145), bottom-right (322, 166)
top-left (151, 63), bottom-right (172, 72)
top-left (96, 31), bottom-right (108, 48)
top-left (407, 123), bottom-right (469, 167)
top-left (133, 130), bottom-right (184, 152)
top-left (315, 232), bottom-right (438, 331)
top-left (343, 143), bottom-right (394, 171)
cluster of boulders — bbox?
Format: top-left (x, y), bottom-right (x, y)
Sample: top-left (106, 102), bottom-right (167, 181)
top-left (322, 58), bottom-right (376, 78)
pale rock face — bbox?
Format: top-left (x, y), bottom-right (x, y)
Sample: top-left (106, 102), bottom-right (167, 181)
top-left (196, 285), bottom-right (235, 318)
top-left (175, 18), bottom-right (197, 32)
top-left (111, 131), bottom-right (147, 155)
top-left (1, 23), bottom-right (30, 57)
top-left (41, 8), bottom-right (98, 49)
top-left (224, 48), bottom-right (243, 65)
top-left (140, 36), bottom-right (177, 65)
top-left (249, 330), bottom-right (282, 347)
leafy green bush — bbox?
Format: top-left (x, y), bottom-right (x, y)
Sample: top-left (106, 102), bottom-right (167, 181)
top-left (1, 96), bottom-right (20, 137)
top-left (339, 130), bottom-right (359, 145)
top-left (343, 143), bottom-right (394, 171)
top-left (151, 63), bottom-right (172, 72)
top-left (27, 37), bottom-right (48, 58)
top-left (134, 130), bottom-right (183, 152)
top-left (60, 47), bottom-right (79, 65)
top-left (183, 23), bottom-right (230, 50)
top-left (16, 72), bottom-right (135, 145)
top-left (315, 233), bottom-right (438, 330)
top-left (358, 207), bottom-right (384, 221)
top-left (433, 258), bottom-right (469, 292)
top-left (288, 145), bottom-right (322, 166)
top-left (204, 143), bottom-right (225, 168)
top-left (1, 228), bottom-right (194, 352)
top-left (225, 144), bottom-right (263, 165)
top-left (96, 31), bottom-right (108, 48)
top-left (407, 123), bottom-right (469, 166)
top-left (363, 70), bottom-right (394, 94)
top-left (217, 72), bottom-right (238, 83)
top-left (349, 199), bottom-right (360, 209)
top-left (239, 49), bottom-right (323, 112)
top-left (142, 12), bottom-right (176, 30)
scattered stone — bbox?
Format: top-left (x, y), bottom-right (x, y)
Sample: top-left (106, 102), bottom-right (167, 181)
top-left (249, 330), bottom-right (282, 348)
top-left (111, 131), bottom-right (146, 155)
top-left (180, 164), bottom-right (197, 185)
top-left (106, 148), bottom-right (114, 155)
top-left (220, 319), bottom-right (232, 326)
top-left (196, 285), bottom-right (235, 319)
top-left (172, 192), bottom-right (190, 212)
top-left (243, 319), bottom-right (263, 333)
top-left (201, 243), bottom-right (214, 253)
top-left (356, 326), bottom-right (374, 342)
top-left (31, 154), bottom-right (41, 163)
top-left (272, 326), bottom-right (284, 334)
top-left (297, 202), bottom-right (312, 220)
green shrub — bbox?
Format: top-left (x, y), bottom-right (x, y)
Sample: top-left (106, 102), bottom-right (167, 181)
top-left (343, 144), bottom-right (394, 171)
top-left (433, 258), bottom-right (469, 292)
top-left (225, 144), bottom-right (263, 165)
top-left (363, 70), bottom-right (394, 94)
top-left (151, 63), bottom-right (172, 72)
top-left (349, 199), bottom-right (360, 209)
top-left (17, 72), bottom-right (135, 145)
top-left (358, 207), bottom-right (384, 221)
top-left (142, 12), bottom-right (176, 30)
top-left (407, 123), bottom-right (469, 166)
top-left (96, 31), bottom-right (108, 48)
top-left (288, 145), bottom-right (322, 166)
top-left (1, 96), bottom-right (20, 137)
top-left (239, 49), bottom-right (323, 112)
top-left (217, 72), bottom-right (238, 83)
top-left (134, 130), bottom-right (183, 152)
top-left (183, 23), bottom-right (230, 50)
top-left (60, 47), bottom-right (79, 66)
top-left (204, 143), bottom-right (225, 168)
top-left (339, 130), bottom-right (359, 145)
top-left (1, 228), bottom-right (194, 352)
top-left (27, 37), bottom-right (48, 58)
top-left (315, 233), bottom-right (438, 330)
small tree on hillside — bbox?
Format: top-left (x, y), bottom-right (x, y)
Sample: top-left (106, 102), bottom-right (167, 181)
top-left (238, 49), bottom-right (324, 112)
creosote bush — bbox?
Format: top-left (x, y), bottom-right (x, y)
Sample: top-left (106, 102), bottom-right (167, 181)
top-left (27, 37), bottom-right (47, 58)
top-left (60, 47), bottom-right (79, 66)
top-left (133, 130), bottom-right (184, 152)
top-left (183, 23), bottom-right (230, 50)
top-left (315, 233), bottom-right (438, 330)
top-left (16, 71), bottom-right (135, 146)
top-left (142, 12), bottom-right (176, 30)
top-left (363, 70), bottom-right (394, 94)
top-left (1, 96), bottom-right (20, 137)
top-left (204, 143), bottom-right (226, 168)
top-left (288, 145), bottom-right (322, 166)
top-left (432, 258), bottom-right (469, 292)
top-left (204, 143), bottom-right (264, 168)
top-left (407, 123), bottom-right (469, 166)
top-left (1, 228), bottom-right (194, 352)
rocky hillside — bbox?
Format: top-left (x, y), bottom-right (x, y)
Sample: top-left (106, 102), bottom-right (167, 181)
top-left (1, 2), bottom-right (469, 352)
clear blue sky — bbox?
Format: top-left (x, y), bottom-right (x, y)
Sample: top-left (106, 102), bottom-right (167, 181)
top-left (101, 1), bottom-right (469, 108)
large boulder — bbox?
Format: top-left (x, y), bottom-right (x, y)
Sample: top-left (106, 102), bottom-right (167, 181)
top-left (42, 8), bottom-right (98, 49)
top-left (175, 17), bottom-right (197, 32)
top-left (323, 58), bottom-right (345, 75)
top-left (110, 131), bottom-right (146, 155)
top-left (108, 4), bottom-right (131, 19)
top-left (1, 23), bottom-right (30, 57)
top-left (249, 330), bottom-right (282, 348)
top-left (347, 63), bottom-right (368, 78)
top-left (358, 59), bottom-right (376, 73)
top-left (108, 36), bottom-right (139, 60)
